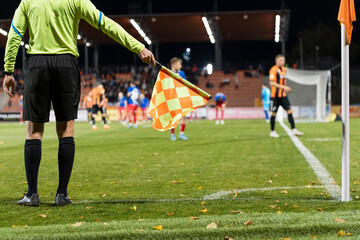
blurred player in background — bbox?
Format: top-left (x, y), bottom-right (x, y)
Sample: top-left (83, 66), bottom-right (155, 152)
top-left (215, 92), bottom-right (226, 125)
top-left (118, 91), bottom-right (127, 124)
top-left (100, 96), bottom-right (110, 128)
top-left (19, 94), bottom-right (24, 125)
top-left (83, 92), bottom-right (93, 123)
top-left (140, 93), bottom-right (149, 123)
top-left (91, 84), bottom-right (106, 130)
top-left (269, 54), bottom-right (304, 138)
top-left (127, 81), bottom-right (140, 128)
top-left (170, 57), bottom-right (188, 141)
top-left (262, 84), bottom-right (271, 123)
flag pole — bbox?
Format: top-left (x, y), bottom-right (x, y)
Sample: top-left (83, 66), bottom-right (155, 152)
top-left (341, 23), bottom-right (350, 202)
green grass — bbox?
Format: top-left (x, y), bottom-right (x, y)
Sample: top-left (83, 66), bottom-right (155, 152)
top-left (0, 119), bottom-right (360, 239)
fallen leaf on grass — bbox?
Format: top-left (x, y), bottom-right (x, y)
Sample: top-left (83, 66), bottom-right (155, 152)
top-left (71, 222), bottom-right (83, 227)
top-left (335, 218), bottom-right (346, 223)
top-left (179, 194), bottom-right (186, 197)
top-left (338, 230), bottom-right (345, 236)
top-left (233, 191), bottom-right (238, 198)
top-left (206, 222), bottom-right (217, 229)
top-left (85, 206), bottom-right (94, 210)
top-left (104, 222), bottom-right (109, 226)
top-left (190, 216), bottom-right (199, 220)
top-left (198, 187), bottom-right (203, 190)
top-left (96, 218), bottom-right (101, 222)
top-left (153, 225), bottom-right (163, 230)
top-left (284, 203), bottom-right (288, 207)
top-left (172, 180), bottom-right (183, 183)
top-left (270, 205), bottom-right (277, 208)
top-left (281, 190), bottom-right (288, 194)
top-left (275, 200), bottom-right (279, 203)
top-left (347, 232), bottom-right (352, 236)
top-left (293, 205), bottom-right (299, 208)
top-left (267, 180), bottom-right (273, 184)
top-left (11, 225), bottom-right (28, 228)
top-left (130, 206), bottom-right (137, 211)
top-left (310, 237), bottom-right (318, 239)
top-left (317, 208), bottom-right (323, 212)
top-left (224, 237), bottom-right (233, 240)
top-left (305, 185), bottom-right (311, 188)
top-left (165, 212), bottom-right (174, 216)
top-left (79, 216), bottom-right (84, 219)
top-left (355, 195), bottom-right (360, 199)
top-left (201, 201), bottom-right (207, 205)
top-left (282, 238), bottom-right (291, 240)
top-left (200, 209), bottom-right (208, 213)
top-left (101, 194), bottom-right (107, 197)
top-left (231, 211), bottom-right (244, 214)
top-left (277, 211), bottom-right (282, 214)
top-left (39, 214), bottom-right (47, 218)
top-left (243, 220), bottom-right (253, 226)
top-left (153, 153), bottom-right (159, 156)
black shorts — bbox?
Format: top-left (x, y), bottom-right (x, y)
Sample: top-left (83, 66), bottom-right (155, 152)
top-left (270, 96), bottom-right (291, 112)
top-left (92, 105), bottom-right (103, 115)
top-left (87, 108), bottom-right (92, 113)
top-left (23, 54), bottom-right (80, 122)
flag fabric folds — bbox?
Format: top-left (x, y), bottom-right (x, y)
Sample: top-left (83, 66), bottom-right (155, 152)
top-left (338, 0), bottom-right (356, 45)
top-left (148, 66), bottom-right (211, 131)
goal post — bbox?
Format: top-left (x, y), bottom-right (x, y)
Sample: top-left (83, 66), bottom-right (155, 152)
top-left (285, 68), bottom-right (331, 121)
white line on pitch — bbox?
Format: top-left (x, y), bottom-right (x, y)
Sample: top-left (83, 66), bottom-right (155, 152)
top-left (203, 185), bottom-right (326, 200)
top-left (279, 122), bottom-right (343, 201)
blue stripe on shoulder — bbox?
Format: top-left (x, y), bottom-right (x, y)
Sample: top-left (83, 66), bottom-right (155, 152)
top-left (11, 21), bottom-right (23, 38)
top-left (98, 11), bottom-right (103, 31)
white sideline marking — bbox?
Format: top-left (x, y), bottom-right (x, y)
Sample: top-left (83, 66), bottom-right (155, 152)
top-left (203, 185), bottom-right (325, 200)
top-left (280, 122), bottom-right (343, 201)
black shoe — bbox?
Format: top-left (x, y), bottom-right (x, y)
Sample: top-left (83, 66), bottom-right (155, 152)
top-left (55, 193), bottom-right (72, 206)
top-left (18, 193), bottom-right (39, 207)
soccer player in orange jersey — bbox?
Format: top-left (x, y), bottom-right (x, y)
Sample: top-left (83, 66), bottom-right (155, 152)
top-left (170, 57), bottom-right (188, 141)
top-left (269, 54), bottom-right (304, 138)
top-left (83, 92), bottom-right (93, 123)
top-left (90, 84), bottom-right (109, 130)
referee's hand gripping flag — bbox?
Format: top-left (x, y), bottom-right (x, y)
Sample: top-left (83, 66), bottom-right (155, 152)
top-left (148, 62), bottom-right (212, 131)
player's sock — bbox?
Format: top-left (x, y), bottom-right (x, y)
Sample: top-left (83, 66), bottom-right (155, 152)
top-left (264, 110), bottom-right (269, 120)
top-left (171, 129), bottom-right (175, 134)
top-left (102, 116), bottom-right (106, 125)
top-left (91, 117), bottom-right (95, 125)
top-left (24, 139), bottom-right (42, 197)
top-left (215, 109), bottom-right (219, 120)
top-left (270, 116), bottom-right (276, 131)
top-left (133, 113), bottom-right (137, 124)
top-left (57, 137), bottom-right (75, 196)
top-left (180, 124), bottom-right (186, 134)
top-left (221, 110), bottom-right (224, 120)
top-left (288, 113), bottom-right (295, 129)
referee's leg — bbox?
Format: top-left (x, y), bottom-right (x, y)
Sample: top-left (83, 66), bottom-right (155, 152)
top-left (56, 121), bottom-right (75, 198)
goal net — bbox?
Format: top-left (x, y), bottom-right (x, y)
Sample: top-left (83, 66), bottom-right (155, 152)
top-left (280, 68), bottom-right (331, 122)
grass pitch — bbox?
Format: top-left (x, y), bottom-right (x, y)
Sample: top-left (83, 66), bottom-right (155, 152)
top-left (1, 119), bottom-right (360, 239)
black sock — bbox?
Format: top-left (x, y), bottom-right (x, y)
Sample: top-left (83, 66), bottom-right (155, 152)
top-left (24, 139), bottom-right (42, 197)
top-left (57, 137), bottom-right (75, 196)
top-left (288, 113), bottom-right (295, 129)
top-left (270, 116), bottom-right (276, 131)
top-left (102, 116), bottom-right (106, 124)
top-left (91, 117), bottom-right (95, 125)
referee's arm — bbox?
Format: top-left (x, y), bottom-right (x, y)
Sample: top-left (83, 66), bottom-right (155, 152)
top-left (3, 0), bottom-right (27, 96)
top-left (77, 0), bottom-right (155, 66)
top-left (4, 0), bottom-right (27, 75)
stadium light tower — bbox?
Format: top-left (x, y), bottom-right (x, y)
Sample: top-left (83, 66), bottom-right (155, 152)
top-left (274, 15), bottom-right (280, 43)
top-left (0, 28), bottom-right (7, 36)
top-left (130, 19), bottom-right (152, 45)
top-left (201, 17), bottom-right (215, 44)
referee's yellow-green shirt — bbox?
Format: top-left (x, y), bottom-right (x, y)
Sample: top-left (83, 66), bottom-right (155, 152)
top-left (4, 0), bottom-right (145, 73)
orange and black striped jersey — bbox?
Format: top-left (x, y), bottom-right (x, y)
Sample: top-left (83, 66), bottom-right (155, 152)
top-left (269, 65), bottom-right (287, 98)
top-left (91, 87), bottom-right (105, 105)
top-left (84, 95), bottom-right (93, 108)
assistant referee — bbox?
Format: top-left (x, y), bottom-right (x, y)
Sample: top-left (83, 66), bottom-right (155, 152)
top-left (2, 0), bottom-right (155, 206)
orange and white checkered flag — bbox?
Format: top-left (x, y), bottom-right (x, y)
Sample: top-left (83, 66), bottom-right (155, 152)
top-left (148, 64), bottom-right (211, 131)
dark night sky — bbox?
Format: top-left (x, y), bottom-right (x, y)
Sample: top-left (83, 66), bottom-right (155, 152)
top-left (0, 0), bottom-right (354, 69)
